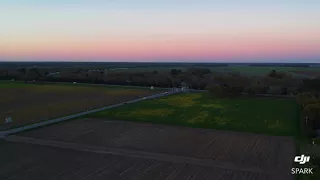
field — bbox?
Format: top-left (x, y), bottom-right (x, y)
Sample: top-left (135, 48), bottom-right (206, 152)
top-left (88, 92), bottom-right (300, 136)
top-left (9, 118), bottom-right (295, 179)
top-left (217, 65), bottom-right (320, 77)
top-left (0, 81), bottom-right (301, 179)
top-left (114, 65), bottom-right (320, 77)
top-left (0, 139), bottom-right (290, 180)
top-left (18, 119), bottom-right (295, 170)
top-left (0, 82), bottom-right (160, 129)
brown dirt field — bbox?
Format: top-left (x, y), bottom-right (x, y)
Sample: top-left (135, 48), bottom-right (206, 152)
top-left (0, 84), bottom-right (160, 129)
top-left (0, 140), bottom-right (286, 180)
top-left (18, 118), bottom-right (295, 179)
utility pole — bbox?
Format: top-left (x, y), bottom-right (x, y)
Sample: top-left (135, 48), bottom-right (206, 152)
top-left (172, 78), bottom-right (174, 88)
top-left (5, 111), bottom-right (13, 124)
top-left (305, 116), bottom-right (309, 126)
top-left (47, 105), bottom-right (51, 120)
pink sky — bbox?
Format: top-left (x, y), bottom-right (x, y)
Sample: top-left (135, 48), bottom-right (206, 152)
top-left (1, 1), bottom-right (320, 62)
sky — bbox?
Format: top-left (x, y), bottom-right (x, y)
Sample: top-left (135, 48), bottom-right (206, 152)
top-left (1, 0), bottom-right (320, 63)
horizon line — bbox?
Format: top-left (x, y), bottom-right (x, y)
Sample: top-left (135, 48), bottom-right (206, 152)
top-left (1, 61), bottom-right (320, 64)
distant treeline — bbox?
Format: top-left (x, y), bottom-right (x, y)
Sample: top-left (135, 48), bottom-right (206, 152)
top-left (1, 65), bottom-right (320, 95)
top-left (249, 63), bottom-right (310, 67)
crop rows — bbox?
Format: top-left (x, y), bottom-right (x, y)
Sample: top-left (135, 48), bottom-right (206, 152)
top-left (19, 119), bottom-right (295, 172)
top-left (0, 140), bottom-right (290, 180)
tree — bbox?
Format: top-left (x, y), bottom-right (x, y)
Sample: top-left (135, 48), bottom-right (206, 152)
top-left (190, 75), bottom-right (200, 89)
top-left (17, 68), bottom-right (26, 75)
top-left (297, 92), bottom-right (320, 106)
top-left (268, 70), bottom-right (277, 78)
top-left (267, 70), bottom-right (288, 79)
top-left (246, 83), bottom-right (265, 95)
top-left (170, 69), bottom-right (180, 76)
top-left (301, 103), bottom-right (320, 137)
top-left (297, 92), bottom-right (320, 137)
top-left (206, 84), bottom-right (224, 97)
top-left (303, 78), bottom-right (320, 92)
top-left (267, 86), bottom-right (283, 95)
top-left (207, 82), bottom-right (242, 97)
top-left (87, 70), bottom-right (104, 83)
top-left (187, 67), bottom-right (211, 78)
top-left (23, 68), bottom-right (42, 81)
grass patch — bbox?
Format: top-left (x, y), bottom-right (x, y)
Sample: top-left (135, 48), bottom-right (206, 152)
top-left (88, 92), bottom-right (300, 136)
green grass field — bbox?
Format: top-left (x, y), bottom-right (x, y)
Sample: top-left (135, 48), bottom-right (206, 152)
top-left (88, 92), bottom-right (300, 136)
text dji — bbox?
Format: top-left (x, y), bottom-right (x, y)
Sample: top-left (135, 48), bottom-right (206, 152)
top-left (294, 155), bottom-right (310, 164)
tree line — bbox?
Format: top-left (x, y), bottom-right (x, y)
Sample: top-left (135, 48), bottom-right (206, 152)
top-left (1, 67), bottom-right (319, 94)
